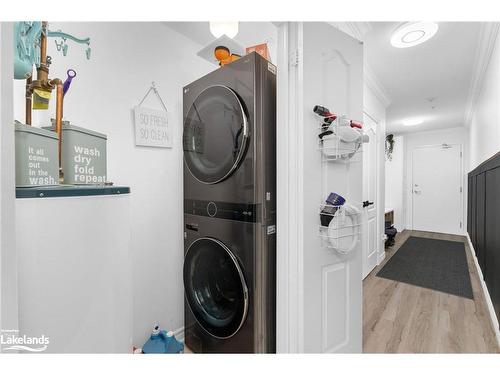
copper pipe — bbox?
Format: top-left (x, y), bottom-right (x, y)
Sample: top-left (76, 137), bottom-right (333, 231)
top-left (25, 22), bottom-right (65, 181)
top-left (40, 21), bottom-right (48, 66)
top-left (25, 76), bottom-right (32, 125)
top-left (50, 78), bottom-right (64, 183)
top-left (35, 21), bottom-right (49, 84)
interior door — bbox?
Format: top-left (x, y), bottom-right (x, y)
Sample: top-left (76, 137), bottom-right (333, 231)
top-left (301, 23), bottom-right (363, 353)
top-left (412, 144), bottom-right (463, 235)
top-left (362, 114), bottom-right (378, 279)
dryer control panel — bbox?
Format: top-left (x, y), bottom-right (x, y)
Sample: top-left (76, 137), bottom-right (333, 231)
top-left (184, 199), bottom-right (259, 223)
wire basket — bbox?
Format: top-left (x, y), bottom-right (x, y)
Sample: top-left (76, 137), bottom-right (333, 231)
top-left (318, 203), bottom-right (362, 254)
top-left (316, 115), bottom-right (364, 162)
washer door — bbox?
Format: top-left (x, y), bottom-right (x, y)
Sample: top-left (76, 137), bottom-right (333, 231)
top-left (183, 237), bottom-right (249, 339)
top-left (183, 85), bottom-right (249, 184)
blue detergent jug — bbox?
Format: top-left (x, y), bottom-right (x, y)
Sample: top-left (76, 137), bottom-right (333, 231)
top-left (142, 325), bottom-right (184, 354)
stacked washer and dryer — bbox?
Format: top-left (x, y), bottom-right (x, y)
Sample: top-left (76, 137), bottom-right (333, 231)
top-left (182, 52), bottom-right (277, 353)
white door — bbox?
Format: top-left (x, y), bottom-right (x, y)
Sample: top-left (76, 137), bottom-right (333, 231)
top-left (412, 144), bottom-right (463, 235)
top-left (300, 23), bottom-right (363, 353)
top-left (362, 114), bottom-right (378, 279)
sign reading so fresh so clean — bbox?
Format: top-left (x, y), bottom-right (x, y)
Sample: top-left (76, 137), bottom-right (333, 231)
top-left (134, 106), bottom-right (172, 148)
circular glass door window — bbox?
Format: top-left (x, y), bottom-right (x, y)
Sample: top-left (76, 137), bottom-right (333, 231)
top-left (183, 85), bottom-right (249, 184)
top-left (183, 238), bottom-right (249, 339)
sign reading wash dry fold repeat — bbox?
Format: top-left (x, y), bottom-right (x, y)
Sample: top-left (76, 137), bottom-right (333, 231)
top-left (134, 106), bottom-right (172, 148)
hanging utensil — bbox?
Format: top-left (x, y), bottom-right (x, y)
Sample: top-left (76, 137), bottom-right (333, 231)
top-left (63, 69), bottom-right (76, 96)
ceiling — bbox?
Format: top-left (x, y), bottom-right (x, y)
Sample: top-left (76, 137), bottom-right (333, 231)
top-left (364, 22), bottom-right (482, 135)
top-left (164, 22), bottom-right (278, 63)
top-left (165, 22), bottom-right (482, 135)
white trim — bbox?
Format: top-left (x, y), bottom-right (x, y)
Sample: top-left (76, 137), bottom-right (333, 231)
top-left (276, 22), bottom-right (305, 354)
top-left (345, 22), bottom-right (372, 42)
top-left (464, 22), bottom-right (500, 127)
top-left (328, 22), bottom-right (372, 43)
top-left (362, 109), bottom-right (386, 273)
top-left (0, 22), bottom-right (17, 346)
top-left (377, 251), bottom-right (386, 265)
top-left (466, 233), bottom-right (500, 348)
top-left (276, 21), bottom-right (289, 354)
top-left (364, 63), bottom-right (392, 109)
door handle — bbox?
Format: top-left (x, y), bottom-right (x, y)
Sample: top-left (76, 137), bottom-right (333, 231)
top-left (363, 200), bottom-right (374, 208)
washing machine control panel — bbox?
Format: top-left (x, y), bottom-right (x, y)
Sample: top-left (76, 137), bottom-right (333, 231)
top-left (184, 199), bottom-right (258, 223)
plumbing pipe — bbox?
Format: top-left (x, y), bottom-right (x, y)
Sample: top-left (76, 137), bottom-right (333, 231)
top-left (40, 21), bottom-right (48, 66)
top-left (23, 21), bottom-right (65, 181)
top-left (25, 76), bottom-right (32, 125)
top-left (50, 78), bottom-right (64, 182)
top-left (19, 21), bottom-right (66, 182)
top-left (25, 21), bottom-right (51, 124)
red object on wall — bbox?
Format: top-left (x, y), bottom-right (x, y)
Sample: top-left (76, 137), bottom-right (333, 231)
top-left (350, 120), bottom-right (363, 129)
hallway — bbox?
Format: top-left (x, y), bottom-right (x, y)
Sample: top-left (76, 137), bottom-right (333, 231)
top-left (363, 230), bottom-right (500, 353)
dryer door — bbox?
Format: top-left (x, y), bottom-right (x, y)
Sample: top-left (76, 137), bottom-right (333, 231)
top-left (183, 85), bottom-right (249, 184)
top-left (183, 237), bottom-right (249, 339)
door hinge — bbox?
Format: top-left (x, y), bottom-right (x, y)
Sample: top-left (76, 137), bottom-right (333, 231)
top-left (289, 50), bottom-right (300, 67)
top-left (460, 186), bottom-right (463, 193)
top-left (460, 221), bottom-right (462, 228)
top-left (460, 151), bottom-right (463, 158)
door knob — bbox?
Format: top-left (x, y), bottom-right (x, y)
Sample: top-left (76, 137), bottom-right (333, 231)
top-left (363, 200), bottom-right (374, 208)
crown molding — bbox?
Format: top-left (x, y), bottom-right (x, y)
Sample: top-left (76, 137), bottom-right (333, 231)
top-left (364, 63), bottom-right (392, 108)
top-left (464, 22), bottom-right (500, 127)
top-left (344, 22), bottom-right (372, 42)
top-left (328, 22), bottom-right (372, 42)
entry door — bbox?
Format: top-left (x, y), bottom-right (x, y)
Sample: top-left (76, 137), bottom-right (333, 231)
top-left (412, 144), bottom-right (463, 235)
top-left (362, 114), bottom-right (378, 279)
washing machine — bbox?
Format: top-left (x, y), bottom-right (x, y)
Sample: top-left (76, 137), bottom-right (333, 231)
top-left (182, 52), bottom-right (276, 353)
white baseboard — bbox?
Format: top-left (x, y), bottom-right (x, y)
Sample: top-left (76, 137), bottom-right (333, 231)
top-left (377, 251), bottom-right (386, 265)
top-left (466, 233), bottom-right (500, 348)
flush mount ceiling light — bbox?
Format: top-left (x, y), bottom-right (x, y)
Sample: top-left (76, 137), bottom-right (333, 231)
top-left (209, 22), bottom-right (239, 39)
top-left (390, 22), bottom-right (438, 48)
top-left (402, 118), bottom-right (424, 126)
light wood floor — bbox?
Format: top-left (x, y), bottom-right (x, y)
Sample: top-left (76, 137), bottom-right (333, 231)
top-left (363, 230), bottom-right (500, 353)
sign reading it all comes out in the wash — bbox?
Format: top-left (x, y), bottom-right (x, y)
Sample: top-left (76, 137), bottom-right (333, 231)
top-left (134, 106), bottom-right (172, 148)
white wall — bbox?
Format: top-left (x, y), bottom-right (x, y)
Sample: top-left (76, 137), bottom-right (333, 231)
top-left (469, 31), bottom-right (500, 170)
top-left (466, 27), bottom-right (500, 347)
top-left (1, 22), bottom-right (18, 342)
top-left (385, 135), bottom-right (404, 231)
top-left (403, 127), bottom-right (467, 233)
top-left (12, 22), bottom-right (214, 347)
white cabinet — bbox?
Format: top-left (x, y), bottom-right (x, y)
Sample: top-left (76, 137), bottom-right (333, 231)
top-left (16, 191), bottom-right (132, 353)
